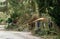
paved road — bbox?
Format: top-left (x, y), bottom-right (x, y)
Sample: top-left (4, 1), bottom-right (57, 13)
top-left (0, 25), bottom-right (43, 39)
top-left (0, 25), bottom-right (5, 30)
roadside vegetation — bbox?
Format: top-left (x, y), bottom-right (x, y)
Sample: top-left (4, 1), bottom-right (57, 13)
top-left (0, 0), bottom-right (60, 39)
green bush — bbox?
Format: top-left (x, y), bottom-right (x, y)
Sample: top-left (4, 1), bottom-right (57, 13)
top-left (6, 23), bottom-right (19, 30)
top-left (7, 18), bottom-right (12, 23)
top-left (0, 18), bottom-right (4, 22)
top-left (33, 28), bottom-right (47, 36)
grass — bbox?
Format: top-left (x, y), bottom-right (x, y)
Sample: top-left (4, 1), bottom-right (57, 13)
top-left (40, 35), bottom-right (57, 39)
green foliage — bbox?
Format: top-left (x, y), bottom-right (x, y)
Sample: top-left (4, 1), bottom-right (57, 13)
top-left (6, 23), bottom-right (19, 30)
top-left (34, 29), bottom-right (46, 36)
top-left (7, 18), bottom-right (12, 23)
top-left (7, 0), bottom-right (32, 30)
top-left (48, 6), bottom-right (60, 27)
top-left (8, 0), bottom-right (19, 7)
top-left (37, 0), bottom-right (60, 27)
top-left (0, 18), bottom-right (4, 23)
